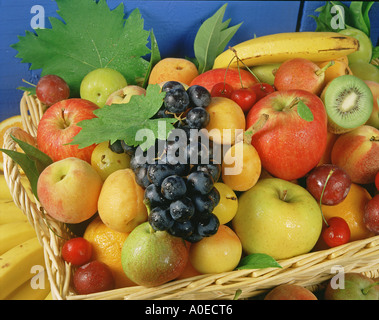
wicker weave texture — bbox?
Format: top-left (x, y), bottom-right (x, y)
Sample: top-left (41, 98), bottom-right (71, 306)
top-left (2, 92), bottom-right (379, 300)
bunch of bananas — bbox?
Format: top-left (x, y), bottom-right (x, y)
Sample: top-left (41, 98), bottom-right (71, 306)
top-left (0, 174), bottom-right (51, 300)
top-left (213, 31), bottom-right (359, 69)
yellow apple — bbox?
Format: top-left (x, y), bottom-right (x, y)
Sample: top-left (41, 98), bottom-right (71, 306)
top-left (232, 178), bottom-right (322, 260)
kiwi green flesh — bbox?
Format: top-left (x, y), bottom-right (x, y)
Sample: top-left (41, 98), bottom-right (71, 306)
top-left (324, 75), bottom-right (373, 130)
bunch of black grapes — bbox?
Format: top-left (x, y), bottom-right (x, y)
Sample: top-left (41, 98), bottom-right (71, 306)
top-left (110, 81), bottom-right (221, 243)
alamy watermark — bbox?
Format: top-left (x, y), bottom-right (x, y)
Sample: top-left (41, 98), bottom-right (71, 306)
top-left (330, 5), bottom-right (345, 30)
top-left (30, 5), bottom-right (45, 29)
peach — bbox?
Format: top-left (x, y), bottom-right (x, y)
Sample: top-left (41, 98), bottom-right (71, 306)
top-left (331, 125), bottom-right (379, 184)
top-left (148, 58), bottom-right (199, 86)
top-left (97, 168), bottom-right (147, 233)
top-left (364, 80), bottom-right (379, 129)
top-left (189, 225), bottom-right (242, 274)
top-left (264, 284), bottom-right (318, 300)
top-left (37, 157), bottom-right (103, 224)
top-left (190, 68), bottom-right (258, 93)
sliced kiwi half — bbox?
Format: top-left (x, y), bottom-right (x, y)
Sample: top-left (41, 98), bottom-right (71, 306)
top-left (322, 75), bottom-right (373, 134)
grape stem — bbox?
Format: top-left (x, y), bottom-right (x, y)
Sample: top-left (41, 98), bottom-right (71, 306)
top-left (319, 168), bottom-right (336, 227)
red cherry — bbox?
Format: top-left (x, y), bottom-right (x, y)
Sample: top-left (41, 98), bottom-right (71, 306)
top-left (364, 194), bottom-right (379, 234)
top-left (375, 171), bottom-right (379, 192)
top-left (230, 88), bottom-right (257, 113)
top-left (62, 237), bottom-right (93, 266)
top-left (210, 82), bottom-right (234, 98)
top-left (250, 83), bottom-right (275, 101)
top-left (321, 217), bottom-right (351, 248)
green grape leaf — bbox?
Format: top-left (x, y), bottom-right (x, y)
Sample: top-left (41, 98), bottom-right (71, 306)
top-left (236, 253), bottom-right (282, 270)
top-left (70, 84), bottom-right (177, 151)
top-left (297, 100), bottom-right (314, 122)
top-left (11, 0), bottom-right (150, 97)
top-left (142, 29), bottom-right (161, 89)
top-left (194, 3), bottom-right (242, 74)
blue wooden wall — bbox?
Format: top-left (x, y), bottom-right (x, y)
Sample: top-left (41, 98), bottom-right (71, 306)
top-left (1, 1), bottom-right (378, 122)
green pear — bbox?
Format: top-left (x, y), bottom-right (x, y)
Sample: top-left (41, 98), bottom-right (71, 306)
top-left (232, 178), bottom-right (322, 260)
top-left (121, 222), bottom-right (189, 287)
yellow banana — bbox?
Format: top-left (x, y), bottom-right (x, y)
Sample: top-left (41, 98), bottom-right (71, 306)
top-left (213, 32), bottom-right (359, 69)
top-left (4, 270), bottom-right (50, 300)
top-left (0, 237), bottom-right (44, 299)
top-left (0, 199), bottom-right (28, 224)
top-left (0, 220), bottom-right (36, 255)
top-left (0, 174), bottom-right (12, 200)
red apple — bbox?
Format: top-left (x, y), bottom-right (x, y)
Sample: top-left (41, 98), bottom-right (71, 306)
top-left (375, 171), bottom-right (379, 191)
top-left (37, 98), bottom-right (99, 163)
top-left (264, 284), bottom-right (318, 300)
top-left (189, 68), bottom-right (258, 93)
top-left (246, 89), bottom-right (328, 181)
top-left (331, 125), bottom-right (379, 184)
top-left (364, 194), bottom-right (379, 234)
top-left (274, 58), bottom-right (329, 96)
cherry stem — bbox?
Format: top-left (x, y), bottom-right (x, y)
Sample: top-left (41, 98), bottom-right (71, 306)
top-left (243, 113), bottom-right (269, 145)
top-left (228, 46), bottom-right (261, 85)
top-left (319, 168), bottom-right (336, 227)
top-left (315, 60), bottom-right (335, 77)
top-left (362, 282), bottom-right (379, 295)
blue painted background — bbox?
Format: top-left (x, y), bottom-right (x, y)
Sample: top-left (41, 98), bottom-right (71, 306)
top-left (0, 1), bottom-right (378, 122)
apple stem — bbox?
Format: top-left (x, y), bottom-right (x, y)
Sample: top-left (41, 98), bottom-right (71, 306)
top-left (243, 113), bottom-right (269, 145)
top-left (285, 97), bottom-right (301, 111)
top-left (315, 60), bottom-right (335, 77)
top-left (143, 199), bottom-right (156, 234)
top-left (319, 168), bottom-right (336, 227)
top-left (280, 189), bottom-right (288, 202)
top-left (362, 282), bottom-right (379, 295)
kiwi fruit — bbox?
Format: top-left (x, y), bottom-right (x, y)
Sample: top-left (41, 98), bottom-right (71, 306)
top-left (322, 75), bottom-right (373, 134)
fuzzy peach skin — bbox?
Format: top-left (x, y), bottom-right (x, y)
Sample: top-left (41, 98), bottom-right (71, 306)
top-left (37, 157), bottom-right (103, 224)
top-left (331, 125), bottom-right (379, 184)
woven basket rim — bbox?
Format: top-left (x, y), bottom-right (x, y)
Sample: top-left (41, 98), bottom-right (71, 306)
top-left (2, 92), bottom-right (379, 300)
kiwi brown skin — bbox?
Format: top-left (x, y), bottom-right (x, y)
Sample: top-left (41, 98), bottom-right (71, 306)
top-left (321, 75), bottom-right (373, 134)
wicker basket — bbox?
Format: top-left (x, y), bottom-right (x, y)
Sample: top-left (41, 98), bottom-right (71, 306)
top-left (3, 91), bottom-right (379, 300)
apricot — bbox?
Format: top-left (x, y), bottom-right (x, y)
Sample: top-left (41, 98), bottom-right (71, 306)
top-left (148, 58), bottom-right (199, 86)
top-left (189, 225), bottom-right (242, 274)
top-left (205, 97), bottom-right (246, 145)
top-left (222, 141), bottom-right (261, 192)
top-left (318, 60), bottom-right (353, 86)
top-left (264, 284), bottom-right (318, 300)
top-left (97, 168), bottom-right (147, 233)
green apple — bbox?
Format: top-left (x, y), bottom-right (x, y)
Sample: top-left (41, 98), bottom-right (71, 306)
top-left (349, 62), bottom-right (379, 83)
top-left (339, 28), bottom-right (372, 64)
top-left (232, 178), bottom-right (322, 260)
top-left (324, 273), bottom-right (379, 300)
top-left (80, 68), bottom-right (127, 108)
